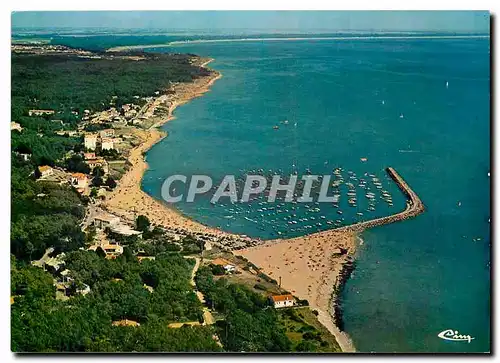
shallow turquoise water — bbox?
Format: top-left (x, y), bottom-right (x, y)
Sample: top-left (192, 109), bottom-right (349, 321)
top-left (143, 37), bottom-right (490, 352)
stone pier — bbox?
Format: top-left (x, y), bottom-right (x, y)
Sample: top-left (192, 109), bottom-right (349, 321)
top-left (335, 167), bottom-right (425, 233)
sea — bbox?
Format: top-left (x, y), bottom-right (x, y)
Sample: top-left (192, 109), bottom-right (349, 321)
top-left (139, 36), bottom-right (490, 352)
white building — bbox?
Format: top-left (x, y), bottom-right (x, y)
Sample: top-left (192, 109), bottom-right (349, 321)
top-left (270, 294), bottom-right (295, 309)
top-left (84, 133), bottom-right (98, 150)
top-left (93, 213), bottom-right (120, 230)
top-left (101, 138), bottom-right (114, 150)
top-left (11, 122), bottom-right (23, 132)
top-left (69, 173), bottom-right (88, 190)
top-left (29, 109), bottom-right (54, 117)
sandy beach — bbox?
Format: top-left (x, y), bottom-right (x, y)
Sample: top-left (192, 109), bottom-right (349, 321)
top-left (235, 230), bottom-right (358, 352)
top-left (103, 59), bottom-right (358, 352)
top-left (104, 65), bottom-right (231, 238)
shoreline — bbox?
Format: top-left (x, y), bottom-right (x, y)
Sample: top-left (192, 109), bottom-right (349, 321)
top-left (102, 59), bottom-right (359, 351)
top-left (104, 62), bottom-right (234, 239)
top-left (102, 58), bottom-right (424, 353)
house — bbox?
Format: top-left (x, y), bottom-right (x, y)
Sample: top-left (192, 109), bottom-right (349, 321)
top-left (84, 152), bottom-right (96, 160)
top-left (109, 223), bottom-right (142, 237)
top-left (99, 128), bottom-right (115, 138)
top-left (112, 319), bottom-right (140, 327)
top-left (84, 133), bottom-right (98, 150)
top-left (10, 122), bottom-right (23, 132)
top-left (137, 256), bottom-right (156, 262)
top-left (69, 173), bottom-right (88, 190)
top-left (124, 109), bottom-right (137, 119)
top-left (270, 294), bottom-right (295, 309)
top-left (38, 165), bottom-right (54, 178)
top-left (211, 258), bottom-right (237, 274)
top-left (28, 109), bottom-right (54, 116)
top-left (88, 243), bottom-right (123, 259)
top-left (102, 244), bottom-right (123, 259)
top-left (101, 137), bottom-right (114, 150)
top-left (17, 152), bottom-right (31, 161)
top-left (167, 321), bottom-right (201, 328)
top-left (76, 283), bottom-right (91, 296)
top-left (56, 130), bottom-right (78, 137)
top-left (211, 258), bottom-right (230, 266)
top-left (93, 212), bottom-right (120, 230)
top-left (31, 248), bottom-right (66, 272)
top-left (86, 157), bottom-right (108, 173)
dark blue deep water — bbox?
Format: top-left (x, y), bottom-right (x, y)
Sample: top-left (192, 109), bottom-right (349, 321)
top-left (142, 37), bottom-right (490, 352)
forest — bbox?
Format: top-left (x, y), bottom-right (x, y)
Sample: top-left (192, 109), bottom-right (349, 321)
top-left (12, 52), bottom-right (209, 120)
top-left (10, 48), bottom-right (222, 352)
top-left (11, 252), bottom-right (222, 352)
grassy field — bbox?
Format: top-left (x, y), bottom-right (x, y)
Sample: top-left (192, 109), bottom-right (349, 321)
top-left (278, 307), bottom-right (342, 352)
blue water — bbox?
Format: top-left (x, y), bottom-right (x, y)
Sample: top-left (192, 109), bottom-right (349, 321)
top-left (142, 37), bottom-right (490, 352)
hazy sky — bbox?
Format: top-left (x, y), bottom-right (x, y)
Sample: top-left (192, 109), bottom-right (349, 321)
top-left (11, 11), bottom-right (490, 33)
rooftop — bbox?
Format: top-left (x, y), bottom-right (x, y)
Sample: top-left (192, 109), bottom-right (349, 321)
top-left (70, 173), bottom-right (87, 180)
top-left (211, 258), bottom-right (232, 266)
top-left (94, 213), bottom-right (120, 223)
top-left (112, 319), bottom-right (140, 327)
top-left (270, 294), bottom-right (294, 303)
top-left (38, 165), bottom-right (52, 172)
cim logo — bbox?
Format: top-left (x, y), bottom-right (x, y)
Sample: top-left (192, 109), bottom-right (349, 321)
top-left (438, 329), bottom-right (475, 343)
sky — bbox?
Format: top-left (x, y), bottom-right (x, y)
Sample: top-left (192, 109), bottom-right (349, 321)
top-left (11, 11), bottom-right (490, 33)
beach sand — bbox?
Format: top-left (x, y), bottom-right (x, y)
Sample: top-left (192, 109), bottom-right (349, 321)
top-left (235, 230), bottom-right (358, 352)
top-left (104, 67), bottom-right (230, 237)
top-left (103, 61), bottom-right (357, 352)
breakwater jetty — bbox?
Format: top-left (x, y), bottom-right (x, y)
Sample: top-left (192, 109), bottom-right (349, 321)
top-left (335, 167), bottom-right (425, 233)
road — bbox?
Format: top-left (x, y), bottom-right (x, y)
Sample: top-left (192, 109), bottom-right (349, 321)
top-left (184, 256), bottom-right (215, 326)
top-left (81, 202), bottom-right (100, 230)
